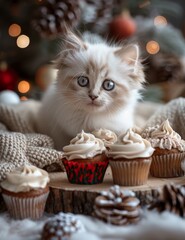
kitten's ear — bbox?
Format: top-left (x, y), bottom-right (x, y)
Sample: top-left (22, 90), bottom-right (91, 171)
top-left (115, 44), bottom-right (140, 69)
top-left (64, 30), bottom-right (87, 51)
top-left (54, 30), bottom-right (87, 69)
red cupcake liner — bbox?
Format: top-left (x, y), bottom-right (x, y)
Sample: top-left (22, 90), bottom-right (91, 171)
top-left (62, 159), bottom-right (109, 184)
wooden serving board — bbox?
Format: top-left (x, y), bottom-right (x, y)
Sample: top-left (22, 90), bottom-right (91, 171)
top-left (46, 167), bottom-right (185, 215)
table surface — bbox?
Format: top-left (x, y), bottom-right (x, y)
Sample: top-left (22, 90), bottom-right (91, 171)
top-left (49, 167), bottom-right (185, 192)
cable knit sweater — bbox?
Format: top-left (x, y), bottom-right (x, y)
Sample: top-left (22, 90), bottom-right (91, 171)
top-left (0, 104), bottom-right (64, 181)
top-left (141, 98), bottom-right (185, 139)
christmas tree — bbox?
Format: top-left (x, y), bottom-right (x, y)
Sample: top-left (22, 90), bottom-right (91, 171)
top-left (0, 0), bottom-right (185, 102)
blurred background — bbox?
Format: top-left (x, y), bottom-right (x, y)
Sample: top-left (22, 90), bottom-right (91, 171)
top-left (1, 0), bottom-right (185, 104)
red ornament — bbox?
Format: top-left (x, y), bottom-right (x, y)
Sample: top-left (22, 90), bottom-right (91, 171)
top-left (109, 13), bottom-right (136, 40)
top-left (0, 62), bottom-right (18, 91)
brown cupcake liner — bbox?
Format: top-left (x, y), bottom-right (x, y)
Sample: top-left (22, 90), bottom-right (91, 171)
top-left (2, 190), bottom-right (49, 220)
top-left (150, 152), bottom-right (185, 178)
top-left (109, 158), bottom-right (151, 186)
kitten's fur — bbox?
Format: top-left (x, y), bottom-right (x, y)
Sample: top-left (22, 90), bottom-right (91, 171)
top-left (37, 31), bottom-right (145, 150)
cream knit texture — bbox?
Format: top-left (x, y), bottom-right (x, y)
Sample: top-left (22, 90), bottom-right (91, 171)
top-left (142, 98), bottom-right (185, 139)
top-left (0, 104), bottom-right (64, 181)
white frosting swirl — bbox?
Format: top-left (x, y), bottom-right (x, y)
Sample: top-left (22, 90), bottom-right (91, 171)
top-left (107, 128), bottom-right (154, 159)
top-left (63, 130), bottom-right (105, 160)
top-left (92, 128), bottom-right (117, 147)
top-left (145, 120), bottom-right (185, 151)
top-left (1, 165), bottom-right (50, 193)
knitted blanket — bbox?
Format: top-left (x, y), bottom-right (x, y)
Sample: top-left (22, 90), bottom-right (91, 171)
top-left (0, 103), bottom-right (64, 181)
top-left (0, 97), bottom-right (185, 181)
top-left (141, 97), bottom-right (185, 139)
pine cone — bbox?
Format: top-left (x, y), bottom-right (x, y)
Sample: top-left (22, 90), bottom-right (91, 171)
top-left (148, 183), bottom-right (185, 217)
top-left (32, 0), bottom-right (81, 38)
top-left (93, 185), bottom-right (141, 225)
top-left (41, 212), bottom-right (85, 240)
top-left (82, 0), bottom-right (113, 34)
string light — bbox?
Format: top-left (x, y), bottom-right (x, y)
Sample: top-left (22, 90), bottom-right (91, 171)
top-left (8, 24), bottom-right (21, 37)
top-left (154, 16), bottom-right (167, 26)
top-left (18, 80), bottom-right (30, 93)
top-left (146, 41), bottom-right (160, 54)
top-left (16, 35), bottom-right (30, 48)
top-left (139, 0), bottom-right (150, 8)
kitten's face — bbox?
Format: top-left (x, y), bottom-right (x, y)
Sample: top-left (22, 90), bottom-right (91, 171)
top-left (56, 33), bottom-right (145, 114)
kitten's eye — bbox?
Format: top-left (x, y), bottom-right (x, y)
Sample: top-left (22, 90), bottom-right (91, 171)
top-left (102, 79), bottom-right (115, 91)
top-left (77, 76), bottom-right (89, 87)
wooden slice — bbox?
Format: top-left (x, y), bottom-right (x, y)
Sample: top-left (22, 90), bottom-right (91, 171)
top-left (46, 167), bottom-right (185, 215)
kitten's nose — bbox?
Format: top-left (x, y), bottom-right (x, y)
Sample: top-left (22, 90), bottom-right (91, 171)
top-left (89, 94), bottom-right (98, 100)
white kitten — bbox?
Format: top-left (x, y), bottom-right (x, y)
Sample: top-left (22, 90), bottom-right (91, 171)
top-left (37, 31), bottom-right (145, 150)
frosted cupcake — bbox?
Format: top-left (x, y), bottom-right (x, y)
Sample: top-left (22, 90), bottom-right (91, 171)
top-left (1, 165), bottom-right (50, 220)
top-left (107, 128), bottom-right (154, 186)
top-left (142, 119), bottom-right (185, 178)
top-left (62, 130), bottom-right (108, 184)
top-left (92, 128), bottom-right (117, 148)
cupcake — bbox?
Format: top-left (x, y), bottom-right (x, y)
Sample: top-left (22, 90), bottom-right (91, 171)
top-left (92, 128), bottom-right (117, 148)
top-left (62, 130), bottom-right (108, 184)
top-left (1, 165), bottom-right (50, 220)
top-left (142, 119), bottom-right (185, 178)
top-left (107, 128), bottom-right (154, 186)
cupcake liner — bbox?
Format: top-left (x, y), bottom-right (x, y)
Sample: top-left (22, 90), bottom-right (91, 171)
top-left (62, 159), bottom-right (109, 184)
top-left (2, 190), bottom-right (49, 220)
top-left (109, 158), bottom-right (151, 186)
top-left (150, 152), bottom-right (185, 178)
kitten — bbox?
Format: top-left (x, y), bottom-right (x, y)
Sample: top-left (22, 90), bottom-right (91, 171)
top-left (37, 31), bottom-right (145, 150)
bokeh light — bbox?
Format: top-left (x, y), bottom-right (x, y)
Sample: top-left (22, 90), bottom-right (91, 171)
top-left (20, 96), bottom-right (28, 101)
top-left (154, 16), bottom-right (167, 26)
top-left (18, 80), bottom-right (30, 93)
top-left (8, 24), bottom-right (21, 37)
top-left (16, 35), bottom-right (30, 48)
top-left (139, 0), bottom-right (150, 8)
top-left (146, 40), bottom-right (160, 54)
